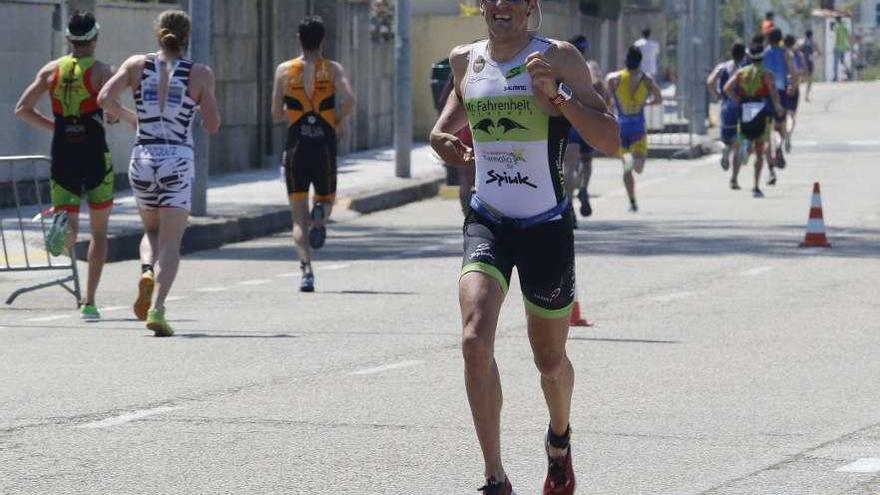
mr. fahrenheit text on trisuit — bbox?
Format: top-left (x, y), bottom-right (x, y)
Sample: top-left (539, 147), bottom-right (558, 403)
top-left (50, 55), bottom-right (113, 213)
top-left (283, 58), bottom-right (337, 203)
top-left (461, 37), bottom-right (576, 319)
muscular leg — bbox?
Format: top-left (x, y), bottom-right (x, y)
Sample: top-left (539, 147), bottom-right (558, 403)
top-left (754, 142), bottom-right (766, 190)
top-left (623, 168), bottom-right (635, 203)
top-left (152, 207), bottom-right (189, 310)
top-left (632, 152), bottom-right (647, 174)
top-left (84, 206), bottom-right (111, 305)
top-left (460, 271), bottom-right (507, 482)
top-left (312, 198), bottom-right (335, 226)
top-left (776, 119), bottom-right (788, 155)
top-left (138, 209), bottom-right (159, 267)
top-left (64, 212), bottom-right (79, 254)
top-left (527, 312), bottom-right (574, 456)
top-left (730, 138), bottom-right (743, 185)
top-left (289, 197), bottom-right (312, 269)
top-left (580, 153), bottom-right (592, 191)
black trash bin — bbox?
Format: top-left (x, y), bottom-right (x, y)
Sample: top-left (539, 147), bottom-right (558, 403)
top-left (430, 58), bottom-right (452, 113)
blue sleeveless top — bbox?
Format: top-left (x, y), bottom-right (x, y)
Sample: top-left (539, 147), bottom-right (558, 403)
top-left (763, 46), bottom-right (787, 90)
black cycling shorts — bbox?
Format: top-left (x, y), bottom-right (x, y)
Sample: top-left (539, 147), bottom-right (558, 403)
top-left (50, 114), bottom-right (113, 211)
top-left (460, 208), bottom-right (575, 319)
top-left (283, 120), bottom-right (337, 203)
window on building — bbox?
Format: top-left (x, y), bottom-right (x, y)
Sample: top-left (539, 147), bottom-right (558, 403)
top-left (875, 3), bottom-right (880, 27)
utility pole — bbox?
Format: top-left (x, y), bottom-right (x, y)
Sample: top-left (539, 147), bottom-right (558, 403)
top-left (692, 0), bottom-right (709, 136)
top-left (394, 0), bottom-right (412, 178)
top-left (188, 0), bottom-right (211, 216)
top-left (744, 0), bottom-right (753, 40)
top-left (675, 0), bottom-right (690, 120)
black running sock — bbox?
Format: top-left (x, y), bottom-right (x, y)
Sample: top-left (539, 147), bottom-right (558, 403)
top-left (547, 423), bottom-right (571, 450)
top-left (141, 264), bottom-right (153, 274)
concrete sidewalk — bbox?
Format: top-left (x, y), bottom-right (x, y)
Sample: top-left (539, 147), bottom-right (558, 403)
top-left (60, 144), bottom-right (445, 262)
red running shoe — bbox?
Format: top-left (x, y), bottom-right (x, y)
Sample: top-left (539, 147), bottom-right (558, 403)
top-left (478, 476), bottom-right (515, 495)
top-left (543, 447), bottom-right (575, 495)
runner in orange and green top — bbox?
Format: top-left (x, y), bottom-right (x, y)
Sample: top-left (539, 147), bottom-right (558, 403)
top-left (14, 11), bottom-right (133, 320)
top-left (723, 36), bottom-right (785, 199)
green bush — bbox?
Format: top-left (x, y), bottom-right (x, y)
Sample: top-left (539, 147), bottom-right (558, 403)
top-left (858, 66), bottom-right (880, 81)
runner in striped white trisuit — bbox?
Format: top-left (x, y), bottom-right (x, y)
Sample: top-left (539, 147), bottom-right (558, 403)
top-left (99, 9), bottom-right (220, 337)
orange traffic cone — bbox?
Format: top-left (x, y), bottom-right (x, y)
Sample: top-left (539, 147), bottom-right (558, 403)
top-left (569, 282), bottom-right (593, 327)
top-left (569, 299), bottom-right (592, 327)
top-left (799, 182), bottom-right (831, 248)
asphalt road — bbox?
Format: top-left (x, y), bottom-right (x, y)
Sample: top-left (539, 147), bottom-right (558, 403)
top-left (1, 82), bottom-right (879, 494)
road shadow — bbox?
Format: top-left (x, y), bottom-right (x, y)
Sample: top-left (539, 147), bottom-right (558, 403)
top-left (190, 219), bottom-right (880, 262)
top-left (320, 290), bottom-right (418, 296)
top-left (569, 336), bottom-right (681, 345)
top-left (175, 333), bottom-right (298, 340)
top-left (86, 318), bottom-right (197, 324)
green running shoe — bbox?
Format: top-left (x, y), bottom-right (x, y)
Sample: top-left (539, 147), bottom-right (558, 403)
top-left (80, 304), bottom-right (100, 320)
top-left (45, 211), bottom-right (69, 257)
top-left (146, 308), bottom-right (174, 337)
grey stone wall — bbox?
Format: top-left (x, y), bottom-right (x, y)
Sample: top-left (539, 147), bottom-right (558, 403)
top-left (209, 0), bottom-right (265, 174)
top-left (1, 0), bottom-right (402, 182)
top-left (0, 1), bottom-right (63, 182)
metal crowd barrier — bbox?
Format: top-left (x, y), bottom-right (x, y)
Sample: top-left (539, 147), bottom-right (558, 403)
top-left (646, 96), bottom-right (695, 151)
top-left (0, 155), bottom-right (81, 306)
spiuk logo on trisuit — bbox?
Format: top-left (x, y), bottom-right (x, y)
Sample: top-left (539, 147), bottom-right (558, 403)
top-left (486, 169), bottom-right (538, 189)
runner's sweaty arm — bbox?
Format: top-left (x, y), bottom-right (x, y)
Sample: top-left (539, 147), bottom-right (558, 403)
top-left (17, 60), bottom-right (126, 130)
top-left (270, 62), bottom-right (289, 124)
top-left (430, 44), bottom-right (474, 168)
top-left (643, 73), bottom-right (663, 106)
top-left (525, 41), bottom-right (619, 157)
top-left (706, 63), bottom-right (725, 101)
top-left (14, 63), bottom-right (56, 132)
top-left (98, 56), bottom-right (146, 128)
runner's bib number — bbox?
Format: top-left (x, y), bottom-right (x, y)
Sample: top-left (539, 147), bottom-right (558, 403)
top-left (742, 102), bottom-right (765, 123)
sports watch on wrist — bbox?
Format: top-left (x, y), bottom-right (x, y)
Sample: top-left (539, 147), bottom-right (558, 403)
top-left (551, 82), bottom-right (573, 106)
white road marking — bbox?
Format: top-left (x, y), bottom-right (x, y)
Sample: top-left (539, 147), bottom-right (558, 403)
top-left (25, 314), bottom-right (70, 322)
top-left (195, 287), bottom-right (230, 292)
top-left (322, 263), bottom-right (351, 271)
top-left (848, 140), bottom-right (880, 147)
top-left (102, 305), bottom-right (127, 312)
top-left (836, 458), bottom-right (880, 473)
top-left (165, 296), bottom-right (187, 302)
top-left (276, 272), bottom-right (301, 278)
top-left (797, 140), bottom-right (819, 146)
top-left (403, 245), bottom-right (446, 256)
top-left (352, 360), bottom-right (423, 376)
top-left (239, 279), bottom-right (271, 286)
top-left (75, 406), bottom-right (183, 429)
top-left (740, 266), bottom-right (773, 277)
top-left (651, 291), bottom-right (696, 303)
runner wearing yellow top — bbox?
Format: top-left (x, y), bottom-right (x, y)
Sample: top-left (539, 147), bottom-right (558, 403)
top-left (605, 46), bottom-right (662, 212)
top-left (271, 16), bottom-right (356, 292)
